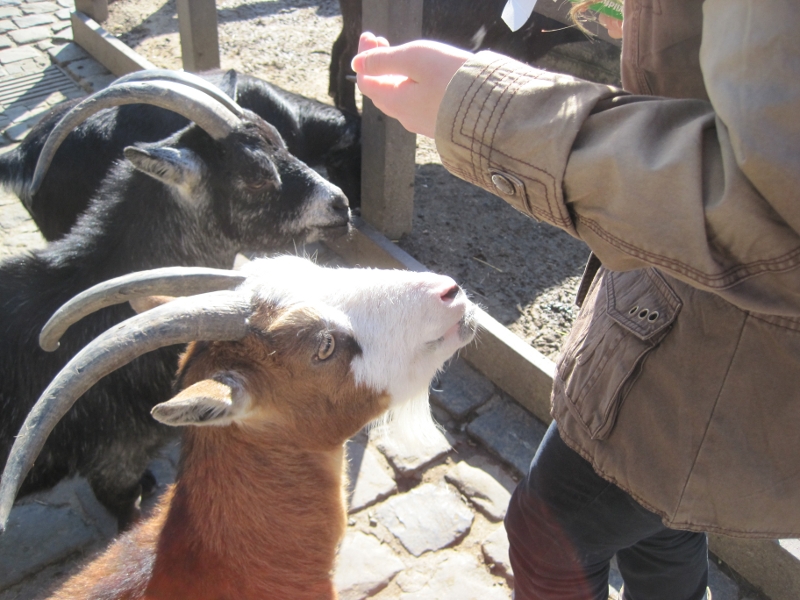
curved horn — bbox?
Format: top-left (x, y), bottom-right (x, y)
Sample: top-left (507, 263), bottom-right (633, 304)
top-left (30, 80), bottom-right (244, 195)
top-left (0, 289), bottom-right (253, 532)
top-left (40, 267), bottom-right (247, 352)
top-left (113, 69), bottom-right (243, 117)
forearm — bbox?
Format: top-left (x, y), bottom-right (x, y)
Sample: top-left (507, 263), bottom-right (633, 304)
top-left (436, 51), bottom-right (800, 315)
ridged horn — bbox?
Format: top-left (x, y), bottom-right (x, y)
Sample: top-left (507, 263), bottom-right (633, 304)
top-left (40, 267), bottom-right (247, 352)
top-left (30, 79), bottom-right (244, 195)
top-left (113, 69), bottom-right (243, 117)
top-left (0, 289), bottom-right (253, 532)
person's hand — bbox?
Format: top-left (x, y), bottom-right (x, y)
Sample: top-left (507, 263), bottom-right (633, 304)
top-left (598, 13), bottom-right (623, 39)
top-left (351, 32), bottom-right (472, 138)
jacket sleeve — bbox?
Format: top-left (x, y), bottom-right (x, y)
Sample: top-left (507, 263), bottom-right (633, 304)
top-left (434, 0), bottom-right (800, 316)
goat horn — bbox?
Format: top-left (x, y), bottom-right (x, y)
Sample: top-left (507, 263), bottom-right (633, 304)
top-left (30, 80), bottom-right (244, 195)
top-left (0, 289), bottom-right (253, 533)
top-left (113, 69), bottom-right (243, 117)
top-left (40, 267), bottom-right (247, 352)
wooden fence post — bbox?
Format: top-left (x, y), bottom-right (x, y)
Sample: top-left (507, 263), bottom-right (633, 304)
top-left (176, 0), bottom-right (220, 72)
top-left (360, 0), bottom-right (423, 240)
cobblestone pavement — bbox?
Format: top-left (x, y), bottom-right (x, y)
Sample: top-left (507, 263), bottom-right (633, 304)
top-left (0, 1), bottom-right (759, 598)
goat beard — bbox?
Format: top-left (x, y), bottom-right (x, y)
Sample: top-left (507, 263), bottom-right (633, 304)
top-left (369, 391), bottom-right (447, 455)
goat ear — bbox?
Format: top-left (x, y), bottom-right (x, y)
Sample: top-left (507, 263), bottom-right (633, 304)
top-left (220, 69), bottom-right (239, 102)
top-left (151, 378), bottom-right (248, 427)
top-left (124, 146), bottom-right (204, 195)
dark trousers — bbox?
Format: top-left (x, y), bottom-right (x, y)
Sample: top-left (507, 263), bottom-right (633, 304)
top-left (505, 422), bottom-right (708, 600)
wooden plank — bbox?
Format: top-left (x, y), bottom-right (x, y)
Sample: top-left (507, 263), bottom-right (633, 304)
top-left (71, 11), bottom-right (156, 76)
top-left (176, 0), bottom-right (220, 73)
top-left (325, 217), bottom-right (556, 423)
top-left (359, 0), bottom-right (423, 240)
top-left (74, 0), bottom-right (108, 24)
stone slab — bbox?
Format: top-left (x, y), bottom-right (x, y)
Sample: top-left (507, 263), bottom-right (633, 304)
top-left (431, 358), bottom-right (495, 419)
top-left (83, 72), bottom-right (115, 92)
top-left (20, 2), bottom-right (59, 14)
top-left (374, 482), bottom-right (474, 557)
top-left (393, 550), bottom-right (509, 599)
top-left (0, 477), bottom-right (115, 589)
top-left (0, 7), bottom-right (21, 19)
top-left (481, 525), bottom-right (512, 580)
top-left (376, 425), bottom-right (451, 475)
top-left (0, 46), bottom-right (40, 64)
top-left (445, 461), bottom-right (511, 522)
top-left (51, 26), bottom-right (71, 43)
top-left (709, 535), bottom-right (800, 600)
top-left (334, 531), bottom-right (404, 599)
top-left (63, 56), bottom-right (110, 78)
top-left (347, 437), bottom-right (397, 513)
top-left (467, 398), bottom-right (548, 476)
top-left (48, 41), bottom-right (91, 65)
top-left (8, 25), bottom-right (51, 45)
top-left (11, 13), bottom-right (53, 29)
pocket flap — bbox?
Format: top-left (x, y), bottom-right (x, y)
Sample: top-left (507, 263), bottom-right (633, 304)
top-left (606, 269), bottom-right (682, 340)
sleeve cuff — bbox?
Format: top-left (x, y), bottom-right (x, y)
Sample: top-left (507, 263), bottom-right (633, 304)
top-left (435, 51), bottom-right (619, 235)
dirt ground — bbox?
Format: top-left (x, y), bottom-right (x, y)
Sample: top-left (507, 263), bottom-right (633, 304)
top-left (104, 0), bottom-right (594, 360)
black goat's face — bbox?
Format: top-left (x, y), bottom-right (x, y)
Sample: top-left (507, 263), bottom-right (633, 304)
top-left (124, 113), bottom-right (351, 253)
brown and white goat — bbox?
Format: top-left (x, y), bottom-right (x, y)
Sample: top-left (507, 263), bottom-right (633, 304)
top-left (0, 255), bottom-right (477, 600)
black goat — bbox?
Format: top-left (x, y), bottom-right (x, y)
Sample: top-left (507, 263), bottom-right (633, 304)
top-left (0, 69), bottom-right (361, 241)
top-left (0, 74), bottom-right (351, 529)
top-left (330, 0), bottom-right (587, 112)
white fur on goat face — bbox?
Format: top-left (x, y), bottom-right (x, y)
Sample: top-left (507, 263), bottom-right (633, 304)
top-left (241, 256), bottom-right (476, 442)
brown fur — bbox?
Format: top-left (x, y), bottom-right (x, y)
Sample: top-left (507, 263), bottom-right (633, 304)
top-left (50, 303), bottom-right (391, 600)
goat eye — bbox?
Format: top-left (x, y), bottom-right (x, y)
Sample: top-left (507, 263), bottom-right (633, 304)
top-left (244, 178), bottom-right (269, 191)
top-left (317, 332), bottom-right (335, 361)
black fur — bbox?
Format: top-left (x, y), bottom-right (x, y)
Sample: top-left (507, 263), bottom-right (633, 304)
top-left (0, 70), bottom-right (361, 241)
top-left (0, 103), bottom-right (350, 530)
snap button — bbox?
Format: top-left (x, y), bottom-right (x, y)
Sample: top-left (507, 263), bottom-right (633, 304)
top-left (491, 173), bottom-right (516, 196)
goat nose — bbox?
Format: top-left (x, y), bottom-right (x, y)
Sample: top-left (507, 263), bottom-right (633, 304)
top-left (330, 190), bottom-right (350, 216)
top-left (440, 283), bottom-right (461, 303)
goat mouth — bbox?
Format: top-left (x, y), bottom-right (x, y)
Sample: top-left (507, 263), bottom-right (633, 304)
top-left (431, 308), bottom-right (478, 349)
top-left (458, 307), bottom-right (478, 343)
top-left (306, 221), bottom-right (352, 243)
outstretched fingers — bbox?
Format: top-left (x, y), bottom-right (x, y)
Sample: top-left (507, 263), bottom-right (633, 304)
top-left (352, 34), bottom-right (473, 138)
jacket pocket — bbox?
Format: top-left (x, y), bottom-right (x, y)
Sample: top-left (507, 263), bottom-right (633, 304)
top-left (555, 268), bottom-right (682, 440)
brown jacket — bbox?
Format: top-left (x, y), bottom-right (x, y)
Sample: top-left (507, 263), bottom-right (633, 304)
top-left (435, 0), bottom-right (800, 537)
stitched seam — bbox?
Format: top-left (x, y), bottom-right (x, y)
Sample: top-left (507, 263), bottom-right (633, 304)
top-left (746, 312), bottom-right (800, 332)
top-left (450, 62), bottom-right (496, 183)
top-left (578, 215), bottom-right (800, 288)
top-left (447, 158), bottom-right (573, 227)
top-left (482, 69), bottom-right (523, 188)
top-left (461, 61), bottom-right (508, 184)
top-left (488, 69), bottom-right (564, 223)
top-left (472, 66), bottom-right (515, 187)
top-left (673, 315), bottom-right (748, 519)
top-left (448, 63), bottom-right (561, 203)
